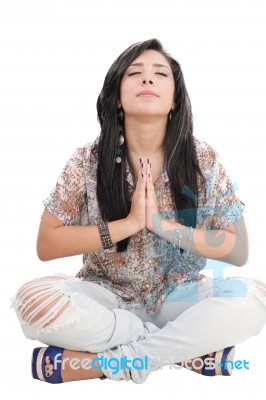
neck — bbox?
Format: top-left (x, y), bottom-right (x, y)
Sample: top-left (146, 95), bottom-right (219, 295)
top-left (124, 116), bottom-right (167, 158)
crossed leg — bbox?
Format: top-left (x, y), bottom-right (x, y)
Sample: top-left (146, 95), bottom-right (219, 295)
top-left (11, 274), bottom-right (266, 383)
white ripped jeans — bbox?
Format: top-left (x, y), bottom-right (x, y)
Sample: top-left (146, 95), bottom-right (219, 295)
top-left (11, 274), bottom-right (266, 384)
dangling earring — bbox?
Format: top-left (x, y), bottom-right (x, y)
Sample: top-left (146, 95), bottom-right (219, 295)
top-left (118, 107), bottom-right (124, 121)
top-left (115, 128), bottom-right (124, 163)
top-left (116, 108), bottom-right (125, 164)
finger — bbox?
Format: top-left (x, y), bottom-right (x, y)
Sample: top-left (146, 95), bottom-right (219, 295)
top-left (146, 162), bottom-right (154, 191)
top-left (137, 158), bottom-right (143, 180)
top-left (144, 159), bottom-right (149, 178)
top-left (147, 160), bottom-right (151, 180)
top-left (138, 158), bottom-right (147, 179)
top-left (142, 159), bottom-right (147, 176)
top-left (136, 158), bottom-right (146, 189)
top-left (143, 160), bottom-right (149, 193)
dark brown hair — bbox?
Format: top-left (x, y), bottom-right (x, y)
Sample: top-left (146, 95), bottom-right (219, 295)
top-left (94, 38), bottom-right (205, 252)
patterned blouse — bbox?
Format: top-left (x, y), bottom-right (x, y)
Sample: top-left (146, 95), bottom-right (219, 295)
top-left (43, 136), bottom-right (245, 316)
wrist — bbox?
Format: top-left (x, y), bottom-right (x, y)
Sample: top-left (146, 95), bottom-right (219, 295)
top-left (158, 219), bottom-right (190, 247)
top-left (124, 216), bottom-right (142, 235)
top-left (97, 220), bottom-right (113, 249)
top-left (153, 218), bottom-right (169, 239)
top-left (147, 213), bottom-right (164, 235)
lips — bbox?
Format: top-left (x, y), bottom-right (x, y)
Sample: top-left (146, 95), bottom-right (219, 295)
top-left (137, 90), bottom-right (159, 97)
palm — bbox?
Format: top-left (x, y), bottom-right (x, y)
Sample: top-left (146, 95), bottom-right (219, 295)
top-left (144, 162), bottom-right (162, 233)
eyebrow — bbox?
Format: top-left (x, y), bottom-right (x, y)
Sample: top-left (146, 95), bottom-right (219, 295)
top-left (129, 63), bottom-right (170, 70)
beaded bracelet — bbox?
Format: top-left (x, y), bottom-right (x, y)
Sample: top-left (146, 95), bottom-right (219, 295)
top-left (187, 226), bottom-right (194, 255)
top-left (173, 222), bottom-right (183, 255)
top-left (97, 221), bottom-right (113, 249)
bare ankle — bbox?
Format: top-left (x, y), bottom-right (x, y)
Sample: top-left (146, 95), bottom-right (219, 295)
top-left (61, 350), bottom-right (104, 382)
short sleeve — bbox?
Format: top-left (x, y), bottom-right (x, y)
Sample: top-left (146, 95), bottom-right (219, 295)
top-left (42, 147), bottom-right (87, 225)
top-left (211, 152), bottom-right (245, 230)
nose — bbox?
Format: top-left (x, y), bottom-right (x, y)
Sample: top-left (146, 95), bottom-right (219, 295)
top-left (141, 70), bottom-right (154, 85)
top-left (142, 79), bottom-right (153, 85)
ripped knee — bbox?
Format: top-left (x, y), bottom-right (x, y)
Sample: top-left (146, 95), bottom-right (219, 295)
top-left (11, 275), bottom-right (72, 328)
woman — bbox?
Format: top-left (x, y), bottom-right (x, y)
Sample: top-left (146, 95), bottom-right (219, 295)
top-left (11, 38), bottom-right (266, 384)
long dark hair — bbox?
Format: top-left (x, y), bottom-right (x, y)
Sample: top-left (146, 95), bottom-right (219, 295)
top-left (93, 38), bottom-right (206, 252)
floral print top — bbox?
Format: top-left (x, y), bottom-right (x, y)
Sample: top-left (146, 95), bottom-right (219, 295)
top-left (43, 136), bottom-right (245, 316)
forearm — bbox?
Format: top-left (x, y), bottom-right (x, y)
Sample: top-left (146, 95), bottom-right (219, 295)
top-left (153, 217), bottom-right (248, 267)
top-left (37, 217), bottom-right (138, 261)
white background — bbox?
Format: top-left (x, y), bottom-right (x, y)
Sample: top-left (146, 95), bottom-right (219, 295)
top-left (1, 0), bottom-right (266, 398)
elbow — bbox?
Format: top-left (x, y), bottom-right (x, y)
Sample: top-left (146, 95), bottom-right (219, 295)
top-left (235, 220), bottom-right (249, 267)
top-left (36, 237), bottom-right (54, 262)
top-left (235, 255), bottom-right (249, 267)
top-left (221, 244), bottom-right (249, 267)
top-left (36, 246), bottom-right (51, 262)
top-left (36, 210), bottom-right (63, 261)
top-left (230, 229), bottom-right (249, 267)
top-left (232, 249), bottom-right (249, 267)
top-left (236, 239), bottom-right (249, 267)
top-left (37, 251), bottom-right (50, 262)
top-left (234, 259), bottom-right (248, 267)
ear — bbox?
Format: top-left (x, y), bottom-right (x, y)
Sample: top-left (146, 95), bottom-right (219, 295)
top-left (117, 100), bottom-right (121, 108)
top-left (172, 102), bottom-right (176, 110)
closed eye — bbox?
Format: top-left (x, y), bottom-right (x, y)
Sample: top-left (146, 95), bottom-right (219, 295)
top-left (128, 72), bottom-right (168, 77)
top-left (128, 72), bottom-right (140, 76)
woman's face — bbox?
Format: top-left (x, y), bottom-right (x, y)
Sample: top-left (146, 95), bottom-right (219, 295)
top-left (119, 50), bottom-right (175, 119)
